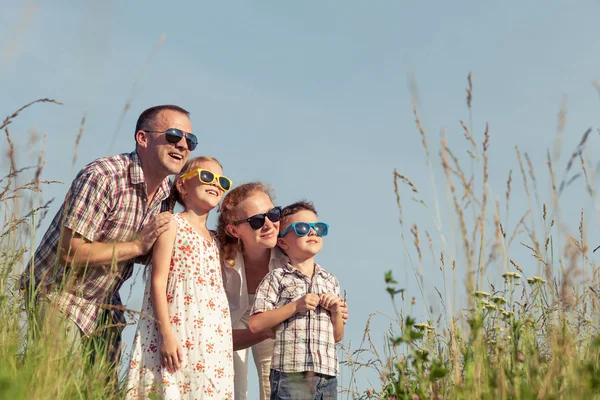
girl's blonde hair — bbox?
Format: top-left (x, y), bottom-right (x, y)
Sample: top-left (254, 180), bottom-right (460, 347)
top-left (216, 182), bottom-right (274, 267)
top-left (167, 156), bottom-right (223, 212)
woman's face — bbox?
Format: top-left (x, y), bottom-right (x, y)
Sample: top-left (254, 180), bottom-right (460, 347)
top-left (228, 191), bottom-right (280, 251)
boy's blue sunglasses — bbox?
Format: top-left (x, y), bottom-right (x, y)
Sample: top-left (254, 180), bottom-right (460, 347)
top-left (278, 222), bottom-right (329, 238)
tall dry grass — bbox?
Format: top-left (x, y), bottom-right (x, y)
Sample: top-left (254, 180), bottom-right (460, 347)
top-left (343, 74), bottom-right (600, 400)
top-left (0, 99), bottom-right (125, 399)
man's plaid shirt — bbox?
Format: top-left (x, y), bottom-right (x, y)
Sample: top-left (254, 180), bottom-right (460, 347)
top-left (20, 151), bottom-right (171, 336)
top-left (250, 262), bottom-right (341, 377)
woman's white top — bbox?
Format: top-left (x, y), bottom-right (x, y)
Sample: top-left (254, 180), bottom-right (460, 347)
top-left (222, 247), bottom-right (288, 326)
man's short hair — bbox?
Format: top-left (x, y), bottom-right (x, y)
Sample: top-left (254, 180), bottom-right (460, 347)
top-left (134, 105), bottom-right (190, 138)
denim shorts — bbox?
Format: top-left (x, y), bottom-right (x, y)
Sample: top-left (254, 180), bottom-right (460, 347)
top-left (270, 369), bottom-right (337, 400)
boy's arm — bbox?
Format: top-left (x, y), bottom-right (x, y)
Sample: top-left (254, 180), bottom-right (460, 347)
top-left (249, 303), bottom-right (298, 333)
top-left (248, 272), bottom-right (319, 333)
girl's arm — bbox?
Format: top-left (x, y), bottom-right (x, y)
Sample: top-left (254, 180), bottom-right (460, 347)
top-left (150, 219), bottom-right (182, 372)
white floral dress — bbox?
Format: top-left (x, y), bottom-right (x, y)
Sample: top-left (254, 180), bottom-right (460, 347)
top-left (125, 214), bottom-right (234, 399)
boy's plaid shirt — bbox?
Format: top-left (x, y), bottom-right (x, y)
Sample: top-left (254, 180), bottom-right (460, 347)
top-left (20, 151), bottom-right (171, 336)
top-left (250, 262), bottom-right (341, 377)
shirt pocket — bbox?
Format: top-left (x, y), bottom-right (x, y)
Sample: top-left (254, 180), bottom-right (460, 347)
top-left (278, 282), bottom-right (305, 306)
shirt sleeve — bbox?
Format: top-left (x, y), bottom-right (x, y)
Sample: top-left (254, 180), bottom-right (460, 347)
top-left (250, 271), bottom-right (281, 316)
top-left (61, 170), bottom-right (113, 242)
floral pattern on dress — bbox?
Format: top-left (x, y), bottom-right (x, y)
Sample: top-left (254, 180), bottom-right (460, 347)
top-left (125, 214), bottom-right (234, 399)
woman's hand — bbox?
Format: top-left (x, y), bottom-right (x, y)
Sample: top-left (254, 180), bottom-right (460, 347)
top-left (339, 296), bottom-right (349, 324)
top-left (160, 333), bottom-right (184, 373)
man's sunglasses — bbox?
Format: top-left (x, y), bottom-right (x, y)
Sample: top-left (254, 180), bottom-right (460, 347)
top-left (143, 128), bottom-right (198, 151)
top-left (233, 206), bottom-right (282, 230)
top-left (279, 222), bottom-right (329, 238)
top-left (180, 168), bottom-right (232, 191)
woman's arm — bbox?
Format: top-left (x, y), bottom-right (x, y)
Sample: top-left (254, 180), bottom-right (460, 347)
top-left (232, 328), bottom-right (274, 351)
top-left (149, 219), bottom-right (182, 372)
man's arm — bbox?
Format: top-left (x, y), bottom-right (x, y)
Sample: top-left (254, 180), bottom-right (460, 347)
top-left (56, 168), bottom-right (172, 269)
top-left (58, 213), bottom-right (172, 268)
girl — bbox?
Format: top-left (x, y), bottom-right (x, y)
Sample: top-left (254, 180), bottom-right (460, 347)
top-left (126, 156), bottom-right (234, 399)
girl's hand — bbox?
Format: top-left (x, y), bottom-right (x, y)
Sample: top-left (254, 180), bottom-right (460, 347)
top-left (160, 334), bottom-right (184, 373)
top-left (319, 293), bottom-right (341, 313)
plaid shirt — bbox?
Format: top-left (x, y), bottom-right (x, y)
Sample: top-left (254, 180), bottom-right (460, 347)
top-left (250, 262), bottom-right (341, 376)
top-left (20, 151), bottom-right (171, 336)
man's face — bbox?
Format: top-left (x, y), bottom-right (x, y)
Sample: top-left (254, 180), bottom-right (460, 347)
top-left (142, 109), bottom-right (193, 177)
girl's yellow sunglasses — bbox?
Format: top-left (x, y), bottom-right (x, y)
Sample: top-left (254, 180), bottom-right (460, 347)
top-left (180, 168), bottom-right (232, 191)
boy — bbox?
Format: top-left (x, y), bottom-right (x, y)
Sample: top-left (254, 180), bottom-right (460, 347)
top-left (249, 201), bottom-right (343, 400)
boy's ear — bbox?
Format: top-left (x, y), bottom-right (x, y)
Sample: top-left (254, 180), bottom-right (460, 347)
top-left (226, 224), bottom-right (240, 238)
top-left (277, 237), bottom-right (288, 250)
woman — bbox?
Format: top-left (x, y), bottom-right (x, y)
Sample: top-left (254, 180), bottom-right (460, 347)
top-left (217, 182), bottom-right (348, 400)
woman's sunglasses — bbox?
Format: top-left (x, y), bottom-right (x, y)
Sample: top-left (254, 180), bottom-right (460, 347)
top-left (180, 168), bottom-right (232, 191)
top-left (233, 206), bottom-right (282, 230)
top-left (143, 128), bottom-right (198, 151)
top-left (278, 222), bottom-right (329, 238)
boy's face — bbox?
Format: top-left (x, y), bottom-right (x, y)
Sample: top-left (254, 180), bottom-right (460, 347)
top-left (277, 210), bottom-right (323, 259)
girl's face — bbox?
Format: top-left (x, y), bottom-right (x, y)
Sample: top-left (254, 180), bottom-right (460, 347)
top-left (227, 191), bottom-right (280, 251)
top-left (178, 159), bottom-right (227, 211)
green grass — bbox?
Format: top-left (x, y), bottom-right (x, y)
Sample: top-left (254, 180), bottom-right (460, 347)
top-left (342, 76), bottom-right (600, 399)
top-left (4, 80), bottom-right (600, 399)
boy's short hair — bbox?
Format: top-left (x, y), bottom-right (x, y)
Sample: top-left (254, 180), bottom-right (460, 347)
top-left (279, 200), bottom-right (318, 232)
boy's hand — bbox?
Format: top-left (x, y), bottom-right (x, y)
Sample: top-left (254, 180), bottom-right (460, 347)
top-left (295, 293), bottom-right (319, 313)
top-left (319, 293), bottom-right (341, 313)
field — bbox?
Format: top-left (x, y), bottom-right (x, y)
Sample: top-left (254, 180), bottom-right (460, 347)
top-left (2, 82), bottom-right (600, 399)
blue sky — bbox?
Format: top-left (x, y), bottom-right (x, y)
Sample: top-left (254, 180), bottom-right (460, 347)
top-left (3, 1), bottom-right (600, 396)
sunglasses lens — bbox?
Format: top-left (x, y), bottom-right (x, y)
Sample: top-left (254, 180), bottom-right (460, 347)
top-left (294, 223), bottom-right (310, 236)
top-left (165, 129), bottom-right (197, 151)
top-left (186, 133), bottom-right (198, 151)
top-left (219, 177), bottom-right (231, 191)
top-left (314, 223), bottom-right (328, 236)
top-left (199, 170), bottom-right (214, 184)
top-left (165, 128), bottom-right (183, 143)
top-left (266, 207), bottom-right (282, 223)
top-left (247, 215), bottom-right (266, 230)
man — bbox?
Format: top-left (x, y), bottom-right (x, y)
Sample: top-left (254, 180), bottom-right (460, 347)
top-left (20, 104), bottom-right (195, 369)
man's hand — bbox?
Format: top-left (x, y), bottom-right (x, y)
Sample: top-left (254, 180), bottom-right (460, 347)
top-left (134, 213), bottom-right (173, 255)
top-left (319, 293), bottom-right (341, 313)
top-left (295, 293), bottom-right (319, 313)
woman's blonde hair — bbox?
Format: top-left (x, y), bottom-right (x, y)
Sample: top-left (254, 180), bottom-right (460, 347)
top-left (216, 182), bottom-right (274, 267)
top-left (166, 156), bottom-right (223, 212)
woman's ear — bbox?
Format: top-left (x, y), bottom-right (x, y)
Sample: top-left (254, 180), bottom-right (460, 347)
top-left (277, 237), bottom-right (288, 250)
top-left (136, 130), bottom-right (148, 148)
top-left (226, 224), bottom-right (239, 238)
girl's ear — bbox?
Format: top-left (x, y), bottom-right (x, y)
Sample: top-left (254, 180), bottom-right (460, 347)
top-left (277, 237), bottom-right (288, 250)
top-left (226, 224), bottom-right (239, 239)
top-left (175, 178), bottom-right (187, 197)
top-left (136, 130), bottom-right (148, 148)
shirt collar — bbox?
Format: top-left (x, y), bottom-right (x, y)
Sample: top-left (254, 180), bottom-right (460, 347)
top-left (130, 151), bottom-right (172, 201)
top-left (282, 261), bottom-right (326, 278)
